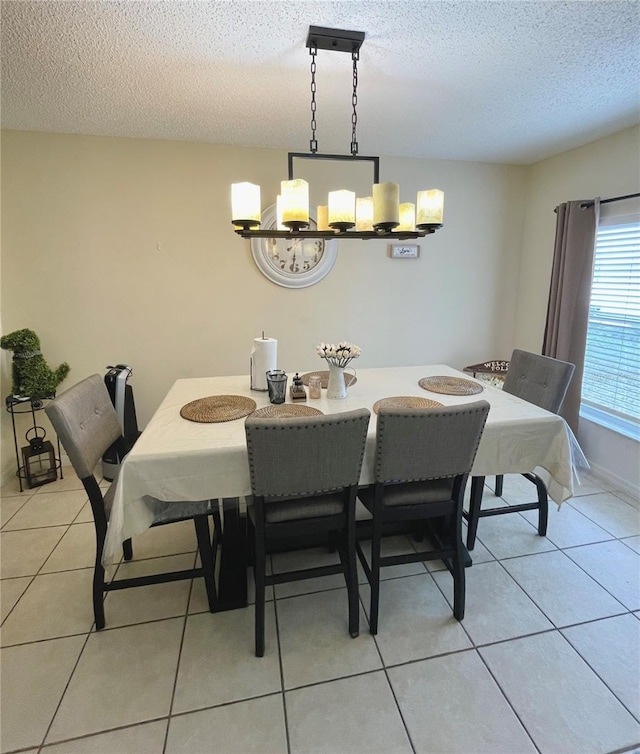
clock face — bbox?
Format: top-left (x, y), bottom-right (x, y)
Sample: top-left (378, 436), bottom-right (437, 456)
top-left (264, 236), bottom-right (325, 275)
top-left (250, 204), bottom-right (338, 288)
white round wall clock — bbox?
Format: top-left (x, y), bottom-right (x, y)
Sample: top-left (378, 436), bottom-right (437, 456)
top-left (250, 204), bottom-right (338, 288)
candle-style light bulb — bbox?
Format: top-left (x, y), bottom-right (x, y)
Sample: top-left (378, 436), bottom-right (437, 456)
top-left (231, 182), bottom-right (261, 229)
top-left (416, 189), bottom-right (444, 228)
top-left (281, 179), bottom-right (309, 230)
top-left (373, 182), bottom-right (399, 231)
top-left (397, 202), bottom-right (415, 231)
top-left (328, 190), bottom-right (356, 230)
top-left (356, 197), bottom-right (374, 231)
top-left (316, 205), bottom-right (330, 231)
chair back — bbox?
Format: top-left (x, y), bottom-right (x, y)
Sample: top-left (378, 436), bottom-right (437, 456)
top-left (503, 349), bottom-right (575, 413)
top-left (45, 374), bottom-right (122, 480)
top-left (374, 401), bottom-right (490, 484)
top-left (245, 408), bottom-right (370, 498)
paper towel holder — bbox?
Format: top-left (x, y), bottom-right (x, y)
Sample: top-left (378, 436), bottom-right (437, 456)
top-left (250, 333), bottom-right (278, 392)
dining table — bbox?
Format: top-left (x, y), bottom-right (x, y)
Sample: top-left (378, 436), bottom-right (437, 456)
top-left (103, 364), bottom-right (587, 610)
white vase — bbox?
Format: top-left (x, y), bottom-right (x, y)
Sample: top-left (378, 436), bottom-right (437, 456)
top-left (327, 363), bottom-right (347, 399)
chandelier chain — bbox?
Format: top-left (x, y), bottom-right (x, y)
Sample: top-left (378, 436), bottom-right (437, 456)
top-left (309, 44), bottom-right (318, 153)
top-left (351, 50), bottom-right (359, 156)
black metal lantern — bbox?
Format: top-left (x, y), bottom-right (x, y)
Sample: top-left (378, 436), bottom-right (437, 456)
top-left (21, 427), bottom-right (57, 488)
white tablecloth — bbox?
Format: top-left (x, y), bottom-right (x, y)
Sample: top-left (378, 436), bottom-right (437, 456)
top-left (103, 365), bottom-right (587, 562)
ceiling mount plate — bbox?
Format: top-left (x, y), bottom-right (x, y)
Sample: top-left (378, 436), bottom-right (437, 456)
top-left (306, 25), bottom-right (365, 54)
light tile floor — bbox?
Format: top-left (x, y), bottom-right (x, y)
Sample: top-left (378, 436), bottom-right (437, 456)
top-left (1, 469), bottom-right (639, 754)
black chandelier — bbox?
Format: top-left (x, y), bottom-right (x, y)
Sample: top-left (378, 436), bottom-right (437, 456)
top-left (231, 26), bottom-right (444, 241)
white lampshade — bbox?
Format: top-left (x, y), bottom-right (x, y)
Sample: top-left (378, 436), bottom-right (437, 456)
top-left (328, 190), bottom-right (356, 229)
top-left (281, 179), bottom-right (309, 228)
top-left (231, 182), bottom-right (261, 228)
top-left (316, 205), bottom-right (330, 231)
top-left (356, 197), bottom-right (374, 231)
top-left (373, 182), bottom-right (399, 229)
top-left (416, 189), bottom-right (444, 226)
top-left (398, 202), bottom-right (415, 231)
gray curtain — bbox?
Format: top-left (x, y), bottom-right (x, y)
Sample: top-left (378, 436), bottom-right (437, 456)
top-left (543, 198), bottom-right (600, 434)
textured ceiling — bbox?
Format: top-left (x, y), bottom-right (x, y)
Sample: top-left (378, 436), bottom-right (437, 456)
top-left (1, 0), bottom-right (639, 164)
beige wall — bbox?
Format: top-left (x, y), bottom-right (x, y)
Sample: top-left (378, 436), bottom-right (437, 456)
top-left (515, 125), bottom-right (640, 350)
top-left (1, 130), bottom-right (527, 480)
top-left (514, 125), bottom-right (640, 491)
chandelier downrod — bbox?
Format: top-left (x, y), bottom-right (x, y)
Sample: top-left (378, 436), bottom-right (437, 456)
top-left (309, 44), bottom-right (318, 153)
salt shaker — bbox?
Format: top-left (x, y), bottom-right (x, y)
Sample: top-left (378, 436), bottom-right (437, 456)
top-left (308, 375), bottom-right (322, 399)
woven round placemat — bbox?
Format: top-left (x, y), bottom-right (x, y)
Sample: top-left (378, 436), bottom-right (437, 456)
top-left (180, 395), bottom-right (257, 423)
top-left (300, 371), bottom-right (357, 388)
top-left (251, 404), bottom-right (324, 419)
top-left (373, 396), bottom-right (444, 414)
top-left (418, 376), bottom-right (484, 395)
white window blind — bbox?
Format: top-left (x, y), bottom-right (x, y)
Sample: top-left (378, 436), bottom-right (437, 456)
top-left (582, 219), bottom-right (640, 429)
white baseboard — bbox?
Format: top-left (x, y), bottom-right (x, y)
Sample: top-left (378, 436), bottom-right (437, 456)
top-left (587, 461), bottom-right (640, 499)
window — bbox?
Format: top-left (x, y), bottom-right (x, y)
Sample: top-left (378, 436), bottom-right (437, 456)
top-left (581, 216), bottom-right (640, 439)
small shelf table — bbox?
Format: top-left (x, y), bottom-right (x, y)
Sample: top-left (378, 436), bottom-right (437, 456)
top-left (463, 359), bottom-right (510, 386)
top-left (5, 394), bottom-right (63, 492)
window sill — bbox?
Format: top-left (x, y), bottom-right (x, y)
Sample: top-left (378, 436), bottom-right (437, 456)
top-left (580, 404), bottom-right (640, 442)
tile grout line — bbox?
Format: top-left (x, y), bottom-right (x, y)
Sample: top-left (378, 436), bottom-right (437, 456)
top-left (0, 573), bottom-right (37, 629)
top-left (1, 512), bottom-right (77, 637)
top-left (271, 554), bottom-right (292, 754)
top-left (560, 542), bottom-right (638, 612)
top-left (364, 587), bottom-right (418, 754)
top-left (474, 646), bottom-right (543, 754)
top-left (36, 621), bottom-right (94, 753)
top-left (161, 550), bottom-right (198, 754)
top-left (427, 563), bottom-right (478, 648)
top-left (566, 501), bottom-right (639, 539)
top-left (492, 546), bottom-right (629, 633)
top-left (559, 628), bottom-right (640, 726)
top-left (605, 742), bottom-right (640, 754)
top-left (1, 474), bottom-right (637, 752)
top-left (35, 717), bottom-right (169, 753)
top-left (0, 494), bottom-right (31, 529)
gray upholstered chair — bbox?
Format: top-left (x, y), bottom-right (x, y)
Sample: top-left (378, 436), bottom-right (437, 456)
top-left (46, 374), bottom-right (218, 630)
top-left (356, 401), bottom-right (489, 634)
top-left (245, 408), bottom-right (370, 657)
top-left (464, 349), bottom-right (575, 550)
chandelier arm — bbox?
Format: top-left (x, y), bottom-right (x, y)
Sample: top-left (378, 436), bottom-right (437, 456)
top-left (235, 227), bottom-right (439, 240)
top-left (309, 44), bottom-right (318, 153)
top-left (351, 50), bottom-right (359, 156)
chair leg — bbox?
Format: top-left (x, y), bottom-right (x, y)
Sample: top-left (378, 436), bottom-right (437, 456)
top-left (531, 475), bottom-right (549, 536)
top-left (494, 475), bottom-right (504, 497)
top-left (368, 514), bottom-right (382, 635)
top-left (466, 476), bottom-right (485, 551)
top-left (93, 562), bottom-right (106, 630)
top-left (122, 538), bottom-right (133, 561)
top-left (253, 521), bottom-right (266, 657)
top-left (193, 515), bottom-right (217, 611)
top-left (343, 526), bottom-right (359, 639)
top-left (246, 516), bottom-right (256, 567)
top-left (452, 560), bottom-right (465, 620)
top-left (212, 507), bottom-right (222, 539)
top-left (93, 528), bottom-right (107, 630)
top-left (452, 534), bottom-right (466, 621)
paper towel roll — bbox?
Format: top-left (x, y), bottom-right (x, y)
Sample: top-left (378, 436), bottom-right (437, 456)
top-left (250, 337), bottom-right (278, 391)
